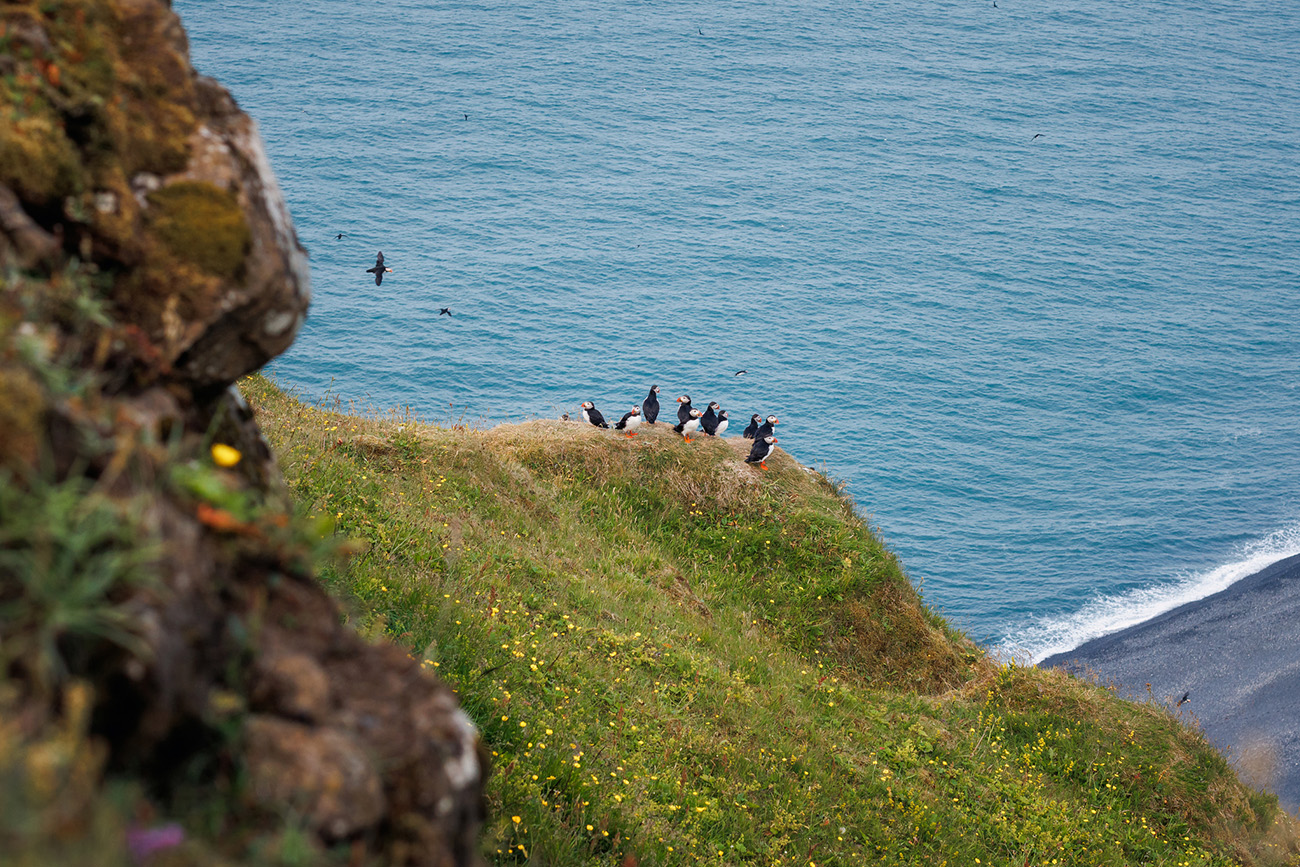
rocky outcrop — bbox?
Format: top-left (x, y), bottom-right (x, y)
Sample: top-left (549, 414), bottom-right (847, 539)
top-left (0, 1), bottom-right (484, 863)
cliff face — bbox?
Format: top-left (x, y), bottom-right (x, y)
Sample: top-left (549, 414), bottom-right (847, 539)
top-left (0, 1), bottom-right (483, 863)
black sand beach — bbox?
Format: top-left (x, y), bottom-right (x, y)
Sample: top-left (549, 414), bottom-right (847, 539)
top-left (1041, 552), bottom-right (1300, 813)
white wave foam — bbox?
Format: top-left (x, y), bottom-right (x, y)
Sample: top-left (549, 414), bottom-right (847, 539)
top-left (997, 523), bottom-right (1300, 665)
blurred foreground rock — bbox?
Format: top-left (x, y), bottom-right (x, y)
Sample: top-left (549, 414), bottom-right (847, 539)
top-left (0, 0), bottom-right (484, 863)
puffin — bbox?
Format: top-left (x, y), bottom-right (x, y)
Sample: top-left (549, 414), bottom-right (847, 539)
top-left (700, 401), bottom-right (722, 435)
top-left (366, 251), bottom-right (393, 285)
top-left (674, 408), bottom-right (704, 442)
top-left (745, 435), bottom-right (778, 470)
top-left (642, 385), bottom-right (662, 424)
top-left (675, 395), bottom-right (694, 425)
top-left (615, 405), bottom-right (642, 435)
top-left (580, 401), bottom-right (609, 429)
top-left (754, 414), bottom-right (779, 441)
top-left (713, 409), bottom-right (729, 437)
top-left (741, 413), bottom-right (761, 439)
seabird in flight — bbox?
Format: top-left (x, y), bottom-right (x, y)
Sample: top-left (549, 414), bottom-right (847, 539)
top-left (366, 251), bottom-right (393, 285)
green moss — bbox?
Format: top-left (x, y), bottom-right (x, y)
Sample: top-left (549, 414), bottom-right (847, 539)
top-left (146, 181), bottom-right (250, 281)
top-left (0, 112), bottom-right (82, 203)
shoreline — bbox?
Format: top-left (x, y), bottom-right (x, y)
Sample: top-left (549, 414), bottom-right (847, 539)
top-left (1040, 551), bottom-right (1300, 813)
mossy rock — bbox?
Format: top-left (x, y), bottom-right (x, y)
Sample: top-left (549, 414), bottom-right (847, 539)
top-left (146, 181), bottom-right (250, 281)
top-left (0, 113), bottom-right (82, 204)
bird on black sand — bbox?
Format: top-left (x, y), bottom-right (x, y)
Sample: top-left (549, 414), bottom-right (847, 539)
top-left (615, 405), bottom-right (642, 436)
top-left (675, 394), bottom-right (694, 425)
top-left (700, 401), bottom-right (722, 435)
top-left (741, 413), bottom-right (760, 439)
top-left (675, 408), bottom-right (704, 443)
top-left (754, 414), bottom-right (779, 441)
top-left (642, 385), bottom-right (662, 424)
top-left (366, 251), bottom-right (393, 285)
top-left (745, 435), bottom-right (778, 470)
top-left (580, 401), bottom-right (609, 429)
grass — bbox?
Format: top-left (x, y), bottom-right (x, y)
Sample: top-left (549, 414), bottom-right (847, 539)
top-left (242, 373), bottom-right (1300, 867)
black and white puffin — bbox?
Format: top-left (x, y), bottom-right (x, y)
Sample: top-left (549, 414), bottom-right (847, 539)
top-left (615, 405), bottom-right (642, 435)
top-left (745, 435), bottom-right (778, 470)
top-left (741, 413), bottom-right (760, 439)
top-left (675, 395), bottom-right (693, 425)
top-left (642, 385), bottom-right (662, 424)
top-left (754, 414), bottom-right (779, 441)
top-left (674, 408), bottom-right (704, 442)
top-left (714, 409), bottom-right (729, 437)
top-left (700, 401), bottom-right (722, 435)
top-left (580, 401), bottom-right (609, 429)
top-left (365, 251), bottom-right (393, 285)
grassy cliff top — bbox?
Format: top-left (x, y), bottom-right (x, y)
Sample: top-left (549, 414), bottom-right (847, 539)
top-left (244, 374), bottom-right (1298, 867)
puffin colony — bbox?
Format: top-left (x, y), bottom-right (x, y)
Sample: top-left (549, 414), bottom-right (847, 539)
top-left (355, 253), bottom-right (783, 471)
top-left (580, 387), bottom-right (781, 471)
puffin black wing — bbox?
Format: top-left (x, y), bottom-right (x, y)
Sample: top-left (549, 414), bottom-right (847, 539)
top-left (745, 436), bottom-right (775, 464)
top-left (589, 407), bottom-right (609, 428)
top-left (366, 251), bottom-right (387, 285)
top-left (642, 387), bottom-right (660, 424)
top-left (700, 405), bottom-right (719, 435)
top-left (615, 410), bottom-right (635, 430)
top-left (742, 414), bottom-right (760, 439)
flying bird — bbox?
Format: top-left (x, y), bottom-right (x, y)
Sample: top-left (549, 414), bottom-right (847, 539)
top-left (335, 232), bottom-right (344, 240)
top-left (1031, 133), bottom-right (1043, 140)
top-left (440, 308), bottom-right (452, 316)
top-left (1177, 691), bottom-right (1190, 707)
top-left (734, 369), bottom-right (747, 377)
top-left (366, 251), bottom-right (393, 285)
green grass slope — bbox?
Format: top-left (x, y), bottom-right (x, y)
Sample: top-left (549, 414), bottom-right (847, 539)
top-left (243, 374), bottom-right (1299, 867)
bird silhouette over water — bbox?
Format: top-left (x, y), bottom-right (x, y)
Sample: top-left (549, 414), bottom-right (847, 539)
top-left (335, 232), bottom-right (344, 240)
top-left (440, 308), bottom-right (452, 316)
top-left (734, 369), bottom-right (747, 377)
top-left (1031, 133), bottom-right (1043, 140)
top-left (365, 251), bottom-right (393, 285)
top-left (463, 113), bottom-right (469, 120)
top-left (1177, 691), bottom-right (1190, 707)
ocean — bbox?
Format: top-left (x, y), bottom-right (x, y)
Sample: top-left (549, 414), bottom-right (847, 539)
top-left (175, 0), bottom-right (1300, 660)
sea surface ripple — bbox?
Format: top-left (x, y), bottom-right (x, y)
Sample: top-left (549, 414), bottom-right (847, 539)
top-left (177, 0), bottom-right (1300, 656)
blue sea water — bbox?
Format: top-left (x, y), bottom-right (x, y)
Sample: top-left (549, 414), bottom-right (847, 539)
top-left (176, 0), bottom-right (1300, 659)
